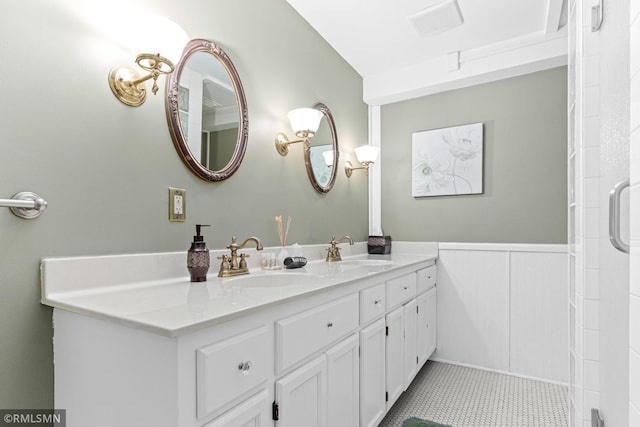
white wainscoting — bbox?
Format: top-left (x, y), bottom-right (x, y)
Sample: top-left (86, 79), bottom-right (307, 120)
top-left (434, 243), bottom-right (568, 384)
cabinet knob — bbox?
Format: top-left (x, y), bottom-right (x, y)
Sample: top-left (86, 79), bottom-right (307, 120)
top-left (374, 299), bottom-right (382, 306)
top-left (327, 322), bottom-right (333, 328)
top-left (237, 361), bottom-right (252, 375)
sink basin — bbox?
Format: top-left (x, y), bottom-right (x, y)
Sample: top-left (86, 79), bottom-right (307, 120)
top-left (302, 258), bottom-right (395, 277)
top-left (339, 259), bottom-right (393, 267)
top-left (338, 259), bottom-right (395, 272)
top-left (226, 272), bottom-right (321, 288)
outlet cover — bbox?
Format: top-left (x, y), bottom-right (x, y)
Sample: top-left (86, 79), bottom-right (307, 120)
top-left (169, 187), bottom-right (186, 222)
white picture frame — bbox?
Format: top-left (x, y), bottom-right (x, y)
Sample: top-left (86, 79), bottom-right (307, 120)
top-left (412, 123), bottom-right (484, 197)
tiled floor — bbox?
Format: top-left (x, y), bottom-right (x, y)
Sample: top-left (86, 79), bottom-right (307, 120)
top-left (378, 361), bottom-right (568, 427)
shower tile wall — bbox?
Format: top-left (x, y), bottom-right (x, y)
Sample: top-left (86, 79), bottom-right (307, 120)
top-left (568, 1), bottom-right (602, 426)
top-left (629, 0), bottom-right (640, 423)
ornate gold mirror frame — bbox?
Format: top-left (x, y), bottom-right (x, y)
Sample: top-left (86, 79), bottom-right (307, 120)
top-left (304, 103), bottom-right (339, 193)
top-left (165, 39), bottom-right (248, 182)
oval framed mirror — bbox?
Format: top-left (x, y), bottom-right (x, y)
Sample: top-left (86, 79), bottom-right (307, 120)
top-left (165, 39), bottom-right (248, 182)
top-left (304, 103), bottom-right (339, 193)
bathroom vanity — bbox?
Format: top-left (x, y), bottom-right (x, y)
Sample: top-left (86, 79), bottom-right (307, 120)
top-left (41, 243), bottom-right (437, 427)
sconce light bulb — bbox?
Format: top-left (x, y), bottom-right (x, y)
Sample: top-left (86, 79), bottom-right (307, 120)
top-left (354, 145), bottom-right (380, 164)
top-left (322, 150), bottom-right (334, 167)
top-left (288, 108), bottom-right (323, 137)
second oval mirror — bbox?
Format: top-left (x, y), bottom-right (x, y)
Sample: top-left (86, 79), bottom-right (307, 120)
top-left (166, 39), bottom-right (248, 182)
top-left (304, 103), bottom-right (339, 193)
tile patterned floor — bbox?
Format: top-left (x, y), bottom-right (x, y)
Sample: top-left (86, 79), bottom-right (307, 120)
top-left (378, 361), bottom-right (568, 427)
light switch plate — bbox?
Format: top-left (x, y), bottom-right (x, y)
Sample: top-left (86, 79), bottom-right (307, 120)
top-left (169, 187), bottom-right (186, 222)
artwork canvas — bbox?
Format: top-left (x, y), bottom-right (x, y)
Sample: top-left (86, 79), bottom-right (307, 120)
top-left (412, 123), bottom-right (483, 197)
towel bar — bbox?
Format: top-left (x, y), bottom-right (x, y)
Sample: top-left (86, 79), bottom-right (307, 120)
top-left (0, 192), bottom-right (48, 219)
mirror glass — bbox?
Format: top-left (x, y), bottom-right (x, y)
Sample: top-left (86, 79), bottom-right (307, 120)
top-left (166, 39), bottom-right (248, 181)
top-left (304, 103), bottom-right (339, 193)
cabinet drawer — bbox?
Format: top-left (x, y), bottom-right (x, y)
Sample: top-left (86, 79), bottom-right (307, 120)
top-left (360, 283), bottom-right (385, 324)
top-left (276, 294), bottom-right (358, 373)
top-left (196, 326), bottom-right (270, 419)
top-left (417, 265), bottom-right (437, 294)
top-left (386, 273), bottom-right (417, 309)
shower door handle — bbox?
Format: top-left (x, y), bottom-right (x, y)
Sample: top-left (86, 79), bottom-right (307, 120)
top-left (608, 178), bottom-right (630, 254)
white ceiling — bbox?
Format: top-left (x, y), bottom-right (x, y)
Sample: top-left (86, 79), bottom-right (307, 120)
top-left (286, 0), bottom-right (568, 104)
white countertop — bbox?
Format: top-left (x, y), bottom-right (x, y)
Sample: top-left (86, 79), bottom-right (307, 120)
top-left (41, 242), bottom-right (437, 337)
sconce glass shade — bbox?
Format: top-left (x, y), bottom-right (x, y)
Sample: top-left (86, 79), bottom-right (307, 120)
top-left (322, 150), bottom-right (334, 167)
top-left (354, 145), bottom-right (380, 164)
top-left (287, 108), bottom-right (324, 138)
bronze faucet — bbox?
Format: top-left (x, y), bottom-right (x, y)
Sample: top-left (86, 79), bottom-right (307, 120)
top-left (326, 235), bottom-right (354, 262)
top-left (218, 236), bottom-right (263, 277)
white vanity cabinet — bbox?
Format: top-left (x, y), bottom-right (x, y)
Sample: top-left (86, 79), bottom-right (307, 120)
top-left (45, 251), bottom-right (436, 427)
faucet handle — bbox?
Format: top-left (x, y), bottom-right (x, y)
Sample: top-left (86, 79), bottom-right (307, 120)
top-left (217, 254), bottom-right (230, 270)
top-left (239, 253), bottom-right (249, 269)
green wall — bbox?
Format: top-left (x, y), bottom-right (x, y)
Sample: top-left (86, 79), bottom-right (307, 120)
top-left (381, 67), bottom-right (568, 244)
top-left (0, 0), bottom-right (367, 407)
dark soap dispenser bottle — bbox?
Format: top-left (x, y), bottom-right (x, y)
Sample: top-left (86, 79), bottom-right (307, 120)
top-left (187, 224), bottom-right (211, 282)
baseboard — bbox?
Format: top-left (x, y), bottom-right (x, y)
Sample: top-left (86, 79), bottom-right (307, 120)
top-left (429, 357), bottom-right (569, 387)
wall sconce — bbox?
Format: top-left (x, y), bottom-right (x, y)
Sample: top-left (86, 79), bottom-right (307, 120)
top-left (322, 150), bottom-right (334, 167)
top-left (345, 145), bottom-right (380, 177)
top-left (275, 108), bottom-right (324, 155)
top-left (108, 15), bottom-right (189, 107)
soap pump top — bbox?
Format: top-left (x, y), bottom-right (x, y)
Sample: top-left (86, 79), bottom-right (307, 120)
top-left (193, 224), bottom-right (210, 243)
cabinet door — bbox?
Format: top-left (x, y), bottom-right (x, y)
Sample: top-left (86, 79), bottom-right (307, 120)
top-left (403, 298), bottom-right (418, 389)
top-left (425, 288), bottom-right (438, 362)
top-left (359, 318), bottom-right (386, 427)
top-left (275, 355), bottom-right (326, 427)
top-left (385, 306), bottom-right (404, 409)
top-left (326, 334), bottom-right (359, 427)
top-left (417, 287), bottom-right (437, 367)
top-left (203, 389), bottom-right (269, 427)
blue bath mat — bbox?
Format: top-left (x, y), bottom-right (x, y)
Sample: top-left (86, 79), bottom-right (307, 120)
top-left (402, 417), bottom-right (453, 427)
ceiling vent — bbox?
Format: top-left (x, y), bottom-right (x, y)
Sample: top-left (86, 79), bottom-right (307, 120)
top-left (408, 0), bottom-right (464, 37)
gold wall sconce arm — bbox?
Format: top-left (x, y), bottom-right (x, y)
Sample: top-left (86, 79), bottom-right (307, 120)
top-left (345, 145), bottom-right (380, 177)
top-left (345, 160), bottom-right (374, 177)
top-left (107, 14), bottom-right (188, 107)
top-left (275, 108), bottom-right (324, 156)
top-left (108, 53), bottom-right (175, 107)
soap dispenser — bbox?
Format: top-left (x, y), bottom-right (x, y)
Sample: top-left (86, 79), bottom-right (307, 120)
top-left (187, 224), bottom-right (211, 282)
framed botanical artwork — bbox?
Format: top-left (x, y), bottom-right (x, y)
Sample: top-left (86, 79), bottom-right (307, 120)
top-left (412, 123), bottom-right (483, 197)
